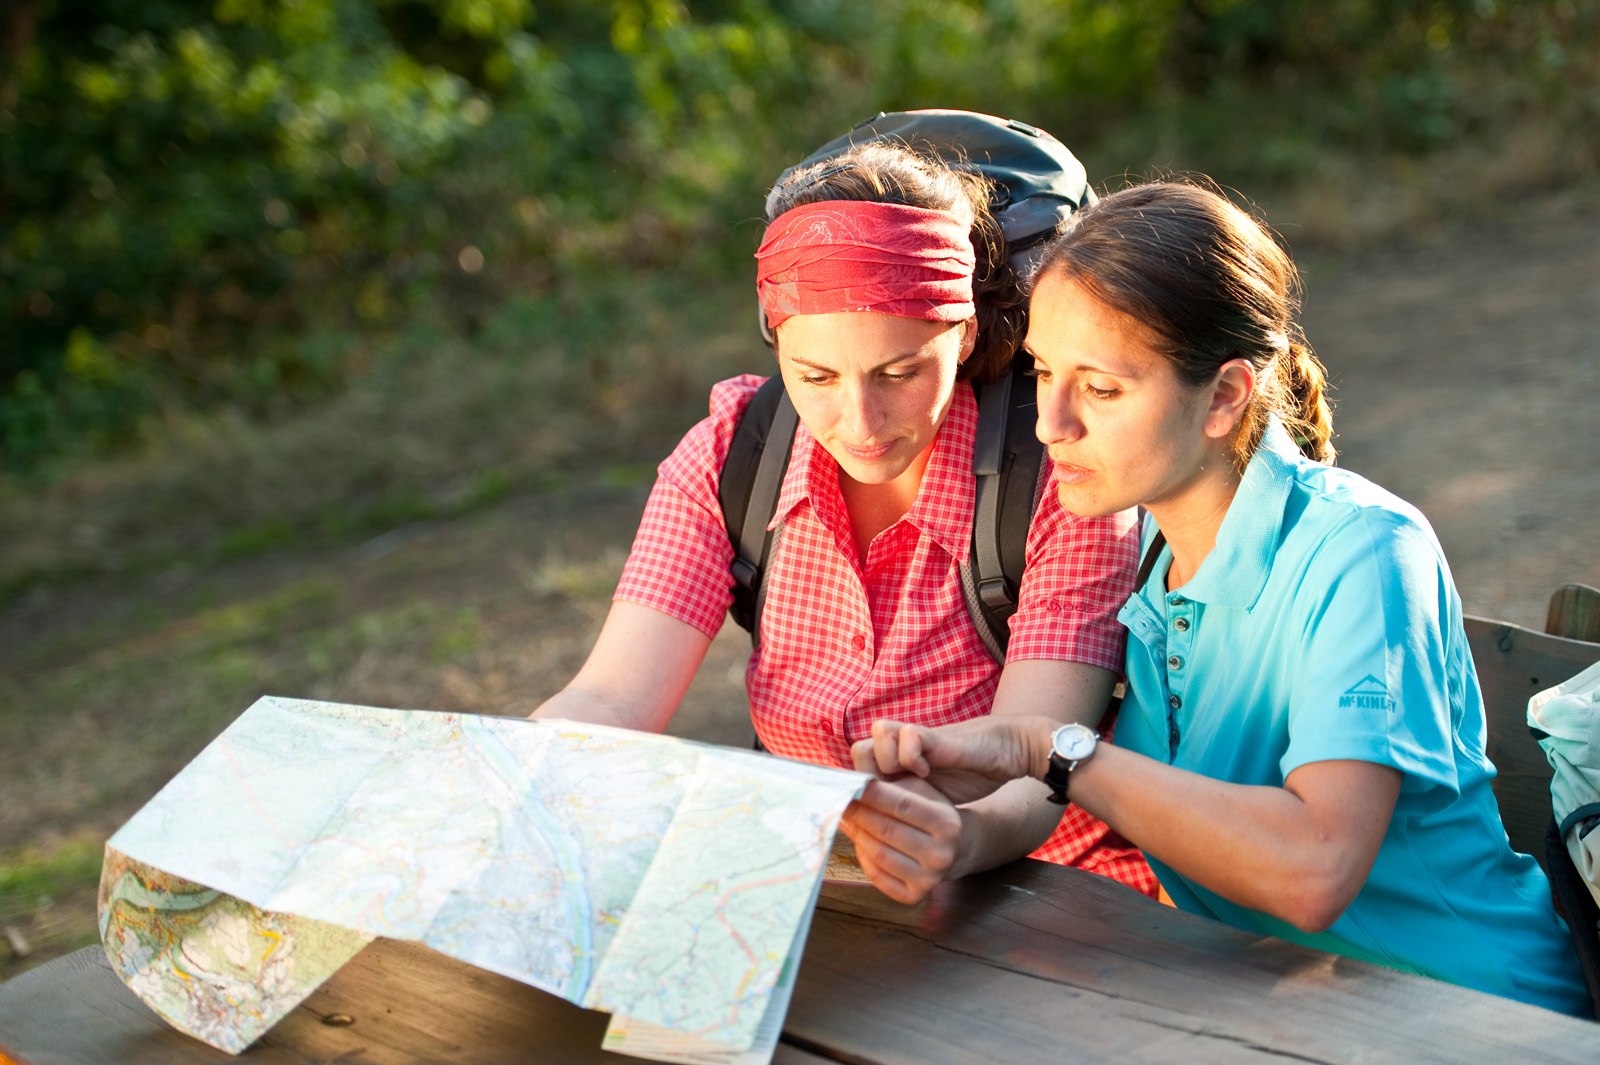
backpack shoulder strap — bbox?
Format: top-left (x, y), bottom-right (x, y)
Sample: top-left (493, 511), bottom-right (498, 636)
top-left (1100, 527), bottom-right (1169, 718)
top-left (964, 357), bottom-right (1046, 661)
top-left (718, 374), bottom-right (797, 643)
top-left (1135, 526), bottom-right (1167, 589)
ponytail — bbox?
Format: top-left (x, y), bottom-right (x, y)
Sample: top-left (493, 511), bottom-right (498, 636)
top-left (1278, 339), bottom-right (1336, 464)
top-left (1230, 338), bottom-right (1335, 471)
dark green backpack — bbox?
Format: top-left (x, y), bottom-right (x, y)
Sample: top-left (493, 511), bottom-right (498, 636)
top-left (717, 109), bottom-right (1095, 660)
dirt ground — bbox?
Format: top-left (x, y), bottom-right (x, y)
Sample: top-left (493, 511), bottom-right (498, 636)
top-left (1294, 184), bottom-right (1600, 628)
top-left (1, 181), bottom-right (1597, 981)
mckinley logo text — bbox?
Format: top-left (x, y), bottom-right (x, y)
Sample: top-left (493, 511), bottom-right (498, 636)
top-left (1340, 675), bottom-right (1394, 711)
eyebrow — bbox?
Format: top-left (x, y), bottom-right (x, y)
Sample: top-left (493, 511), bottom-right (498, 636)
top-left (1021, 344), bottom-right (1136, 378)
top-left (783, 349), bottom-right (936, 374)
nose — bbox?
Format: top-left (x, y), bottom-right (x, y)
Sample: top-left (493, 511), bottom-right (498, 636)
top-left (840, 381), bottom-right (883, 440)
top-left (1035, 378), bottom-right (1085, 446)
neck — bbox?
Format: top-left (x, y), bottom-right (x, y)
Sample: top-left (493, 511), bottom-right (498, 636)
top-left (1146, 456), bottom-right (1241, 590)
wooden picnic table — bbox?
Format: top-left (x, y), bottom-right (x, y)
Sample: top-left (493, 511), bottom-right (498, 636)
top-left (2, 855), bottom-right (1596, 1065)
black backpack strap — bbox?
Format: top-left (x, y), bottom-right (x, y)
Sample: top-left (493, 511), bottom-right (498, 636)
top-left (1135, 526), bottom-right (1168, 590)
top-left (718, 374), bottom-right (798, 644)
top-left (963, 357), bottom-right (1046, 661)
top-left (1101, 528), bottom-right (1169, 718)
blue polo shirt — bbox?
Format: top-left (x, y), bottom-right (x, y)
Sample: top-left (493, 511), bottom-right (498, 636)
top-left (1115, 418), bottom-right (1588, 1014)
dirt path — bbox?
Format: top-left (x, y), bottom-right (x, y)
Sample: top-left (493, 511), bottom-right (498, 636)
top-left (1297, 185), bottom-right (1600, 627)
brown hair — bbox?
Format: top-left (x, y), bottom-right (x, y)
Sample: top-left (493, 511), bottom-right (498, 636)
top-left (764, 142), bottom-right (1026, 383)
top-left (1034, 181), bottom-right (1335, 470)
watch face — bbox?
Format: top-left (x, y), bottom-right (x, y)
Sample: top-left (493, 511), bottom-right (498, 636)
top-left (1052, 723), bottom-right (1096, 761)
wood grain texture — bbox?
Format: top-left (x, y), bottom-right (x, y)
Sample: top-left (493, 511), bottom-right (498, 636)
top-left (0, 941), bottom-right (831, 1065)
top-left (792, 861), bottom-right (1600, 1065)
top-left (1547, 584), bottom-right (1600, 643)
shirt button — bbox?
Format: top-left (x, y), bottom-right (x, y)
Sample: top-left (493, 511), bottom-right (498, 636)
top-left (1168, 722), bottom-right (1181, 747)
top-left (1167, 655), bottom-right (1183, 670)
top-left (1173, 617), bottom-right (1190, 632)
top-left (1168, 694), bottom-right (1182, 709)
top-left (1170, 596), bottom-right (1187, 606)
top-left (851, 634), bottom-right (866, 653)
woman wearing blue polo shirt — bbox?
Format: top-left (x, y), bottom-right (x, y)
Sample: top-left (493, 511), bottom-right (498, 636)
top-left (845, 180), bottom-right (1589, 1013)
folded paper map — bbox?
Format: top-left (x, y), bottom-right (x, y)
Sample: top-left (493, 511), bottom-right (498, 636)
top-left (97, 696), bottom-right (869, 1061)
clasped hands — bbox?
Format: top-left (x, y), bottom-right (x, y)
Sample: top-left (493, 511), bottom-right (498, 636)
top-left (839, 715), bottom-right (1054, 904)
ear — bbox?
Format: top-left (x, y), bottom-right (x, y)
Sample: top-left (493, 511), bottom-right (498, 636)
top-left (956, 317), bottom-right (978, 363)
top-left (1200, 358), bottom-right (1256, 440)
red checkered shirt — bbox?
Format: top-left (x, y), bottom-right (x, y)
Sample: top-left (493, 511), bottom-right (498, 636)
top-left (616, 375), bottom-right (1158, 897)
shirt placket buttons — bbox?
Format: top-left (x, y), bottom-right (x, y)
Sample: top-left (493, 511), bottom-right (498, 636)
top-left (1166, 597), bottom-right (1189, 760)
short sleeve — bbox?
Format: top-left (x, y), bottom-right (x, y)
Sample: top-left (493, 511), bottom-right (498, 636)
top-left (1005, 489), bottom-right (1139, 670)
top-left (1282, 506), bottom-right (1460, 801)
top-left (612, 375), bottom-right (766, 637)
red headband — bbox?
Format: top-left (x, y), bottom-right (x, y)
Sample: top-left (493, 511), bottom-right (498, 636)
top-left (755, 201), bottom-right (976, 332)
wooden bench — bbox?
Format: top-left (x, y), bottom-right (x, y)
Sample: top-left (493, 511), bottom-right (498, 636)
top-left (1548, 582), bottom-right (1600, 644)
top-left (1467, 610), bottom-right (1600, 869)
top-left (1467, 583), bottom-right (1600, 1019)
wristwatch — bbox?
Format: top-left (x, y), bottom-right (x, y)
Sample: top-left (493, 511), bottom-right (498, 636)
top-left (1043, 723), bottom-right (1099, 806)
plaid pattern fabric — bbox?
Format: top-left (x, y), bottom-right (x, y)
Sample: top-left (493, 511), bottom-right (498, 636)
top-left (616, 375), bottom-right (1157, 897)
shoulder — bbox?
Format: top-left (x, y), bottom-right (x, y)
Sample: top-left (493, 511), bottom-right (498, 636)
top-left (1272, 462), bottom-right (1456, 639)
top-left (1288, 462), bottom-right (1443, 569)
top-left (707, 373), bottom-right (769, 424)
top-left (1248, 419), bottom-right (1435, 556)
top-left (662, 373), bottom-right (771, 482)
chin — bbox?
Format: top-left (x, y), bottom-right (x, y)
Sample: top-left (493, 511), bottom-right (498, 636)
top-left (1053, 484), bottom-right (1120, 518)
top-left (842, 463), bottom-right (906, 486)
top-left (829, 446), bottom-right (913, 485)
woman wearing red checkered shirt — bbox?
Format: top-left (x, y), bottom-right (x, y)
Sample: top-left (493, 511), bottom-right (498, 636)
top-left (533, 141), bottom-right (1155, 904)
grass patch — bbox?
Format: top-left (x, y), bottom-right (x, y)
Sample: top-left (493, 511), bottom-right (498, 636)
top-left (0, 831), bottom-right (108, 984)
top-left (428, 608), bottom-right (484, 665)
top-left (0, 834), bottom-right (103, 911)
top-left (518, 546), bottom-right (631, 602)
top-left (0, 581), bottom-right (488, 857)
top-left (0, 274), bottom-right (751, 607)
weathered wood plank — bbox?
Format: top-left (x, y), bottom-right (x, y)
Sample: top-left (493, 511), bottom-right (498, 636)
top-left (6, 858), bottom-right (1596, 1064)
top-left (0, 941), bottom-right (832, 1065)
top-left (0, 946), bottom-right (222, 1065)
top-left (1548, 583), bottom-right (1600, 643)
top-left (792, 861), bottom-right (1600, 1065)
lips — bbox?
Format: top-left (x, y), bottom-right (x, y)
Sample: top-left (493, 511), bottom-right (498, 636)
top-left (1050, 459), bottom-right (1093, 485)
top-left (842, 441), bottom-right (895, 461)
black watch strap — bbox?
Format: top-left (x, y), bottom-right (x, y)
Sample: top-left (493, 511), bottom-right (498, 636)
top-left (1044, 754), bottom-right (1072, 806)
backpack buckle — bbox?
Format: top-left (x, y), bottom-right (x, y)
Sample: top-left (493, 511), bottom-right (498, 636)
top-left (978, 576), bottom-right (1014, 611)
top-left (731, 557), bottom-right (759, 591)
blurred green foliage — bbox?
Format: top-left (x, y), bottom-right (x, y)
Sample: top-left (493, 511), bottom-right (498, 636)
top-left (1, 0), bottom-right (1596, 478)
